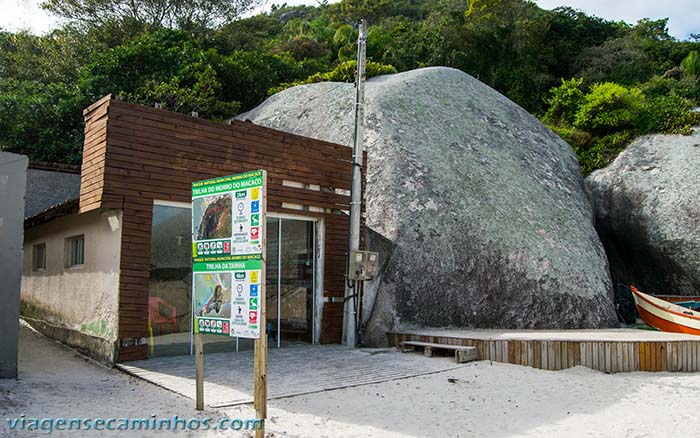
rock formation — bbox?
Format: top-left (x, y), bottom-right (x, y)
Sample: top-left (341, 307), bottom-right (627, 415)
top-left (240, 67), bottom-right (618, 344)
top-left (587, 129), bottom-right (700, 295)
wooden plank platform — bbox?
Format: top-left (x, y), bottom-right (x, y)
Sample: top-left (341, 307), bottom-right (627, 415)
top-left (388, 329), bottom-right (700, 373)
top-left (399, 341), bottom-right (478, 363)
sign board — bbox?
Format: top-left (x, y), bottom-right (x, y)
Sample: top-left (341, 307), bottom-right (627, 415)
top-left (191, 170), bottom-right (266, 339)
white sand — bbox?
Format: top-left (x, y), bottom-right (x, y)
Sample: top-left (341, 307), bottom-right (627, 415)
top-left (4, 327), bottom-right (700, 437)
top-left (242, 363), bottom-right (700, 437)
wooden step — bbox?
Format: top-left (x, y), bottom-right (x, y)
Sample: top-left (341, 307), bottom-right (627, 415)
top-left (399, 341), bottom-right (478, 363)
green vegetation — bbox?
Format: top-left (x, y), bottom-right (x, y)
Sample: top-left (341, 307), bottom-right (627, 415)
top-left (269, 60), bottom-right (397, 94)
top-left (1, 0), bottom-right (699, 173)
top-left (544, 74), bottom-right (700, 174)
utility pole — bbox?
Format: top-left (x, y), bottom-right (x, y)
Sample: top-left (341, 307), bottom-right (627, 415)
top-left (343, 18), bottom-right (367, 347)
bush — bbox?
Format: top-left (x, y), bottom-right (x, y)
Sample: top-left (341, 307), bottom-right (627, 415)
top-left (640, 94), bottom-right (698, 134)
top-left (269, 60), bottom-right (397, 94)
top-left (642, 74), bottom-right (700, 104)
top-left (550, 125), bottom-right (591, 150)
top-left (671, 75), bottom-right (700, 102)
top-left (542, 74), bottom-right (700, 175)
top-left (640, 75), bottom-right (675, 97)
top-left (681, 50), bottom-right (700, 78)
top-left (573, 130), bottom-right (634, 175)
top-left (542, 77), bottom-right (584, 126)
top-left (573, 82), bottom-right (645, 135)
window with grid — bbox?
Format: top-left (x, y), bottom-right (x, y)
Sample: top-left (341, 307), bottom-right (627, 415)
top-left (66, 235), bottom-right (84, 268)
top-left (32, 243), bottom-right (46, 271)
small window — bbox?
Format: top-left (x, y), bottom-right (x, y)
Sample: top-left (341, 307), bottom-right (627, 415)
top-left (32, 243), bottom-right (46, 271)
top-left (65, 235), bottom-right (85, 268)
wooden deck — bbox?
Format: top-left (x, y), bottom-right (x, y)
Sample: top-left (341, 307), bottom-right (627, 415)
top-left (388, 329), bottom-right (700, 373)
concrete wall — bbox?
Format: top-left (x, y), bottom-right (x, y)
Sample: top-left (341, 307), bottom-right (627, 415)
top-left (0, 152), bottom-right (28, 379)
top-left (21, 209), bottom-right (122, 364)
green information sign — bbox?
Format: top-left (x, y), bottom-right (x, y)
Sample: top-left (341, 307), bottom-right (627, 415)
top-left (191, 170), bottom-right (265, 338)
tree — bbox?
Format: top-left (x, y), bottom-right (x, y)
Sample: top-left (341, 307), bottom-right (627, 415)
top-left (574, 37), bottom-right (654, 86)
top-left (2, 0), bottom-right (698, 168)
top-left (681, 51), bottom-right (700, 78)
top-left (0, 79), bottom-right (88, 163)
top-left (0, 28), bottom-right (97, 83)
top-left (541, 7), bottom-right (624, 81)
top-left (334, 0), bottom-right (432, 23)
top-left (213, 14), bottom-right (283, 52)
top-left (41, 0), bottom-right (263, 31)
top-left (462, 0), bottom-right (556, 111)
top-left (78, 29), bottom-right (242, 118)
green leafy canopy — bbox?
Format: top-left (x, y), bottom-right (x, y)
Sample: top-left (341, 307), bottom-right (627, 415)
top-left (1, 0), bottom-right (699, 169)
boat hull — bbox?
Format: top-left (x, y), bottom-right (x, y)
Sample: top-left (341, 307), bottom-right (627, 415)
top-left (631, 286), bottom-right (700, 336)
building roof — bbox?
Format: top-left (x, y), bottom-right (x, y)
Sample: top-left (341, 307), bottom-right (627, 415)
top-left (25, 163), bottom-right (81, 219)
top-left (24, 198), bottom-right (79, 229)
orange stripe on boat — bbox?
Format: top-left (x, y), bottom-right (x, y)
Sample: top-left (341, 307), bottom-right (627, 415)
top-left (631, 286), bottom-right (700, 321)
top-left (636, 305), bottom-right (700, 336)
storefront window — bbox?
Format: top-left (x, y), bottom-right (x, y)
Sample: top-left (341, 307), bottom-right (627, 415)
top-left (149, 203), bottom-right (317, 357)
top-left (148, 203), bottom-right (194, 357)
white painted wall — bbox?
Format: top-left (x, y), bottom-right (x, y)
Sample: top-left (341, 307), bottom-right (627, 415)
top-left (21, 210), bottom-right (122, 342)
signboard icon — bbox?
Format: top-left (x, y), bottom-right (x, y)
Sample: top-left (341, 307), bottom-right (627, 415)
top-left (249, 311), bottom-right (258, 324)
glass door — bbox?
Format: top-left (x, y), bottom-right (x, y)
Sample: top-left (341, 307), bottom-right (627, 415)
top-left (149, 207), bottom-right (316, 357)
top-left (280, 219), bottom-right (315, 343)
top-left (265, 217), bottom-right (281, 345)
top-left (266, 217), bottom-right (316, 347)
top-left (148, 203), bottom-right (193, 357)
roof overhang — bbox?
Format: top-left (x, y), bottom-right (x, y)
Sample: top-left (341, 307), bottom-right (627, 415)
top-left (24, 198), bottom-right (80, 229)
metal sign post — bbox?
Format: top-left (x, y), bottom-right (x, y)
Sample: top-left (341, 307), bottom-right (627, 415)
top-left (191, 170), bottom-right (268, 435)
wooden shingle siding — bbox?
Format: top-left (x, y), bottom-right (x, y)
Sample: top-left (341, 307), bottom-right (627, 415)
top-left (80, 94), bottom-right (112, 212)
top-left (80, 97), bottom-right (356, 361)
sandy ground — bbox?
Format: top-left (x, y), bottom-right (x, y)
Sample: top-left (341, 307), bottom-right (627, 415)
top-left (4, 327), bottom-right (700, 437)
top-left (0, 328), bottom-right (244, 438)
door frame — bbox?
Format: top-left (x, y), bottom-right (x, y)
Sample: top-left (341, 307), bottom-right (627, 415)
top-left (267, 212), bottom-right (324, 346)
top-left (171, 203), bottom-right (326, 355)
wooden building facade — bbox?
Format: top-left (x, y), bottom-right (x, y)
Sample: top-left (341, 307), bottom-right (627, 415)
top-left (79, 95), bottom-right (354, 362)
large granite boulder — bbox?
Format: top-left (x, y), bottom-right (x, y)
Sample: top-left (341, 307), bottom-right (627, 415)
top-left (587, 129), bottom-right (700, 295)
top-left (240, 67), bottom-right (618, 344)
